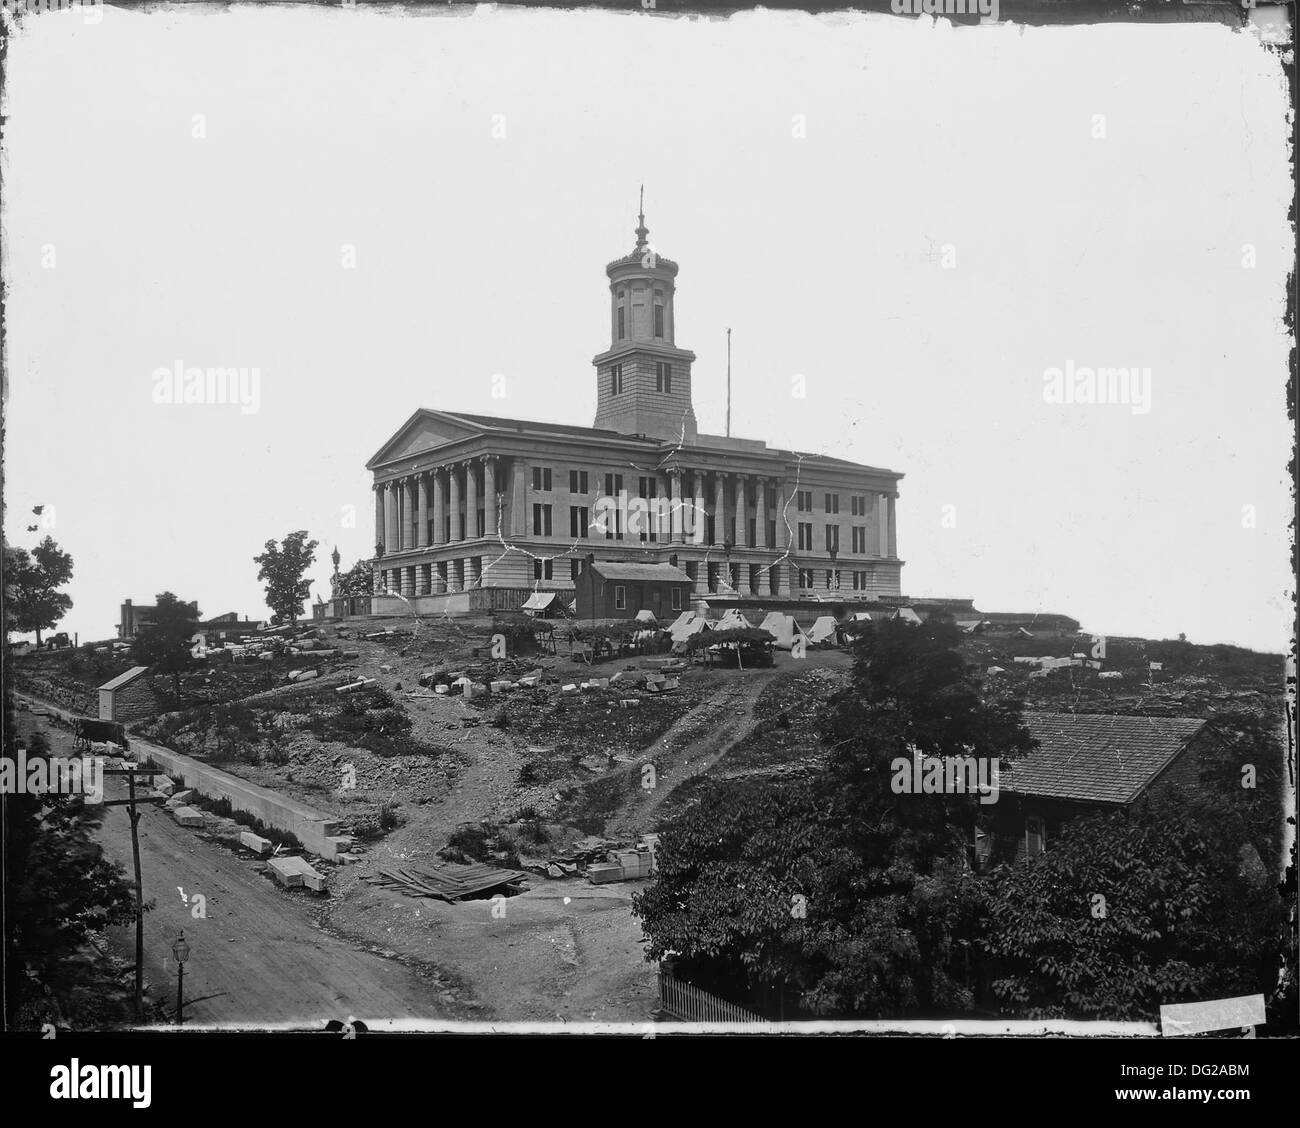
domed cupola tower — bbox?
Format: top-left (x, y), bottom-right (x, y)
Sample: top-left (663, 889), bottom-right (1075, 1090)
top-left (592, 191), bottom-right (698, 442)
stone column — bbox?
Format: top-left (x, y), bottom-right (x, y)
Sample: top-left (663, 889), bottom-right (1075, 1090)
top-left (713, 473), bottom-right (726, 546)
top-left (876, 492), bottom-right (888, 557)
top-left (887, 492), bottom-right (897, 558)
top-left (775, 479), bottom-right (789, 550)
top-left (432, 468), bottom-right (446, 545)
top-left (417, 473), bottom-right (429, 548)
top-left (374, 484), bottom-right (384, 552)
top-left (383, 481), bottom-right (397, 552)
top-left (735, 475), bottom-right (748, 548)
top-left (465, 459), bottom-right (479, 540)
top-left (449, 464), bottom-right (462, 542)
top-left (669, 469), bottom-right (683, 543)
top-left (756, 479), bottom-right (769, 550)
top-left (483, 455), bottom-right (497, 538)
top-left (511, 457), bottom-right (528, 537)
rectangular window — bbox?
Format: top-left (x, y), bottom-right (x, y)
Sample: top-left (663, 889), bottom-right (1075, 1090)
top-left (1025, 817), bottom-right (1047, 857)
top-left (614, 585), bottom-right (627, 610)
top-left (532, 467), bottom-right (552, 491)
top-left (797, 522), bottom-right (813, 551)
top-left (569, 469), bottom-right (578, 494)
top-left (851, 495), bottom-right (866, 517)
top-left (569, 506), bottom-right (589, 539)
top-left (825, 525), bottom-right (839, 552)
top-left (533, 558), bottom-right (553, 580)
top-left (768, 519), bottom-right (776, 547)
top-left (671, 587), bottom-right (682, 611)
top-left (610, 365), bottom-right (623, 394)
top-left (824, 493), bottom-right (839, 514)
top-left (617, 306), bottom-right (625, 340)
top-left (796, 490), bottom-right (813, 513)
top-left (654, 303), bottom-right (664, 338)
top-left (571, 558), bottom-right (581, 582)
top-left (654, 361), bottom-right (673, 393)
top-left (532, 504), bottom-right (552, 537)
top-left (851, 526), bottom-right (866, 554)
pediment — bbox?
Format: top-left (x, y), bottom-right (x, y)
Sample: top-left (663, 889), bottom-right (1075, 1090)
top-left (367, 410), bottom-right (485, 468)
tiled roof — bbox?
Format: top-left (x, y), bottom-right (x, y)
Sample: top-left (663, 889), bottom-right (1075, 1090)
top-left (98, 666), bottom-right (151, 692)
top-left (1000, 712), bottom-right (1209, 805)
top-left (590, 562), bottom-right (691, 582)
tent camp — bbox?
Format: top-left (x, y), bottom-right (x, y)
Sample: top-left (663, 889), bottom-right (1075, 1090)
top-left (521, 592), bottom-right (567, 618)
top-left (892, 607), bottom-right (923, 625)
top-left (759, 611), bottom-right (809, 652)
top-left (669, 613), bottom-right (712, 645)
top-left (716, 608), bottom-right (756, 631)
top-left (807, 616), bottom-right (839, 646)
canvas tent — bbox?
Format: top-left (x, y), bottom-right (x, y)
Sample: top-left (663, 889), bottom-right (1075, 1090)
top-left (521, 592), bottom-right (566, 618)
top-left (634, 609), bottom-right (658, 625)
top-left (807, 616), bottom-right (838, 645)
top-left (892, 607), bottom-right (923, 625)
top-left (669, 613), bottom-right (712, 644)
top-left (716, 608), bottom-right (755, 631)
top-left (759, 611), bottom-right (809, 652)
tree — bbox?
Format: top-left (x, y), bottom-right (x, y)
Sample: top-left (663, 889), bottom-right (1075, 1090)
top-left (2, 695), bottom-right (137, 1028)
top-left (4, 536), bottom-right (74, 646)
top-left (133, 593), bottom-right (200, 702)
top-left (635, 618), bottom-right (1034, 1017)
top-left (253, 531), bottom-right (319, 626)
top-left (983, 796), bottom-right (1286, 1021)
top-left (332, 559), bottom-right (373, 599)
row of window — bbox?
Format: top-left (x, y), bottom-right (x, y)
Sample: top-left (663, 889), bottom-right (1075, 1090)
top-left (796, 492), bottom-right (876, 515)
top-left (795, 523), bottom-right (873, 553)
top-left (607, 362), bottom-right (674, 395)
top-left (615, 290), bottom-right (667, 341)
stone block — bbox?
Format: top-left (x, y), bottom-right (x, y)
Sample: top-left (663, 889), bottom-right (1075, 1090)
top-left (322, 835), bottom-right (354, 860)
top-left (435, 684), bottom-right (449, 695)
top-left (268, 855), bottom-right (324, 889)
top-left (239, 830), bottom-right (272, 855)
top-left (561, 683), bottom-right (578, 694)
top-left (172, 806), bottom-right (204, 827)
top-left (154, 777), bottom-right (175, 797)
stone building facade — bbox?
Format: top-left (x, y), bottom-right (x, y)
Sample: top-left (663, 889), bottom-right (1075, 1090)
top-left (366, 206), bottom-right (904, 614)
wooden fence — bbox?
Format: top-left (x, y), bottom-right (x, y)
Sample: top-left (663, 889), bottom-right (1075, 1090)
top-left (470, 587), bottom-right (575, 613)
top-left (657, 971), bottom-right (769, 1025)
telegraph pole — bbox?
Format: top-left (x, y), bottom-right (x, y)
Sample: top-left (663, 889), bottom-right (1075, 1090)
top-left (101, 766), bottom-right (165, 1021)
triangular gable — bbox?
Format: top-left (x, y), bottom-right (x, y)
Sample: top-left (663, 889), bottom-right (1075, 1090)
top-left (367, 409), bottom-right (490, 469)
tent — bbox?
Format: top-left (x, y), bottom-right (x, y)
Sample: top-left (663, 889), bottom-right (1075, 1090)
top-left (759, 611), bottom-right (809, 652)
top-left (669, 613), bottom-right (712, 644)
top-left (849, 611), bottom-right (875, 622)
top-left (807, 616), bottom-right (838, 645)
top-left (521, 591), bottom-right (566, 618)
top-left (716, 608), bottom-right (755, 631)
top-left (634, 609), bottom-right (658, 625)
top-left (892, 607), bottom-right (923, 625)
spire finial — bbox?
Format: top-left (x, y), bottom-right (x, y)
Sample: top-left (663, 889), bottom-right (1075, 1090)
top-left (634, 184), bottom-right (649, 253)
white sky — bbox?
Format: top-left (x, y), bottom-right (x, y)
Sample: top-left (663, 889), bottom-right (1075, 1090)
top-left (2, 4), bottom-right (1293, 652)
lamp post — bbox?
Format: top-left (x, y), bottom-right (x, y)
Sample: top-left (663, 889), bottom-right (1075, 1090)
top-left (171, 931), bottom-right (190, 1026)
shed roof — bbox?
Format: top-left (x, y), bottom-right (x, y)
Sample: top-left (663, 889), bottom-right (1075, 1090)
top-left (1002, 712), bottom-right (1210, 805)
top-left (98, 666), bottom-right (151, 692)
top-left (590, 562), bottom-right (691, 583)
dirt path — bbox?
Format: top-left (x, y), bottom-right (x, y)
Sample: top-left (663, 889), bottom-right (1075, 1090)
top-left (604, 668), bottom-right (779, 838)
top-left (21, 713), bottom-right (453, 1028)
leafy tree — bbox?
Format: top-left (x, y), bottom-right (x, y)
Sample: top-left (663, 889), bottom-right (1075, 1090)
top-left (333, 559), bottom-right (373, 599)
top-left (4, 535), bottom-right (74, 645)
top-left (636, 618), bottom-right (1033, 1017)
top-left (253, 530), bottom-right (319, 626)
top-left (983, 797), bottom-right (1285, 1021)
top-left (133, 593), bottom-right (201, 701)
top-left (2, 668), bottom-right (137, 1028)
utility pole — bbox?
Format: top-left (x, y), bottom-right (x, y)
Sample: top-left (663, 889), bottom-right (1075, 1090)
top-left (725, 328), bottom-right (732, 438)
top-left (101, 766), bottom-right (166, 1021)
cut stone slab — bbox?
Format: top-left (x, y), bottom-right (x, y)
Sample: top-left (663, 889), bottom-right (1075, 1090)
top-left (517, 676), bottom-right (540, 688)
top-left (170, 790), bottom-right (193, 805)
top-left (322, 835), bottom-right (354, 860)
top-left (239, 830), bottom-right (272, 855)
top-left (561, 683), bottom-right (578, 694)
top-left (268, 855), bottom-right (323, 889)
top-left (171, 806), bottom-right (204, 827)
top-left (154, 778), bottom-right (175, 797)
top-left (435, 684), bottom-right (449, 695)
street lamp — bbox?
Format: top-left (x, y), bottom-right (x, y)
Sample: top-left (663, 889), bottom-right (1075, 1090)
top-left (171, 931), bottom-right (190, 1026)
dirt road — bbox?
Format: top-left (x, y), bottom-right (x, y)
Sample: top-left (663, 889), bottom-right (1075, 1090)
top-left (604, 667), bottom-right (779, 838)
top-left (20, 712), bottom-right (452, 1027)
